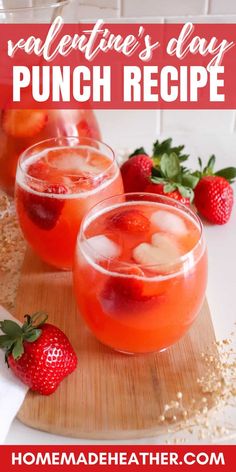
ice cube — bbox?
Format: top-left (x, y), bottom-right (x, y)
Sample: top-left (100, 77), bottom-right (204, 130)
top-left (86, 235), bottom-right (121, 260)
top-left (86, 151), bottom-right (110, 171)
top-left (151, 210), bottom-right (187, 236)
top-left (151, 233), bottom-right (180, 259)
top-left (133, 237), bottom-right (180, 272)
top-left (47, 148), bottom-right (101, 175)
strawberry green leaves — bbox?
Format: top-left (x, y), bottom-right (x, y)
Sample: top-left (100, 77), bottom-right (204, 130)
top-left (0, 312), bottom-right (48, 361)
top-left (193, 155), bottom-right (236, 184)
top-left (12, 339), bottom-right (25, 361)
top-left (127, 137), bottom-right (235, 211)
top-left (182, 173), bottom-right (200, 189)
top-left (0, 335), bottom-right (16, 351)
top-left (215, 167), bottom-right (236, 184)
top-left (204, 155), bottom-right (216, 174)
top-left (151, 152), bottom-right (198, 203)
top-left (159, 153), bottom-right (180, 180)
top-left (0, 320), bottom-right (22, 338)
top-left (129, 147), bottom-right (148, 158)
top-left (0, 320), bottom-right (25, 361)
top-left (152, 138), bottom-right (189, 166)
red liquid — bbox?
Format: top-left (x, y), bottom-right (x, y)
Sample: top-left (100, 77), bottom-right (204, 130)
top-left (15, 142), bottom-right (124, 269)
top-left (74, 200), bottom-right (207, 354)
top-left (0, 109), bottom-right (101, 195)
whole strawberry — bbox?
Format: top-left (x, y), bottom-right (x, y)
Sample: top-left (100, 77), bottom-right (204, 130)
top-left (0, 313), bottom-right (77, 395)
top-left (193, 156), bottom-right (236, 225)
top-left (120, 139), bottom-right (189, 194)
top-left (120, 148), bottom-right (153, 192)
top-left (195, 176), bottom-right (233, 224)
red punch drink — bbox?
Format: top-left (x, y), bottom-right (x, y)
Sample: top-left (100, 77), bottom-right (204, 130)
top-left (0, 109), bottom-right (101, 195)
top-left (15, 137), bottom-right (123, 270)
top-left (74, 193), bottom-right (207, 354)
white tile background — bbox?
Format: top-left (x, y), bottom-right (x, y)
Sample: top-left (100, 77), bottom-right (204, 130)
top-left (64, 0), bottom-right (236, 138)
top-left (68, 0), bottom-right (236, 19)
top-left (121, 0), bottom-right (206, 17)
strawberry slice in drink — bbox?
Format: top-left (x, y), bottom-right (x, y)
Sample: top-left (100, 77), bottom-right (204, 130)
top-left (77, 119), bottom-right (93, 138)
top-left (110, 209), bottom-right (150, 233)
top-left (28, 159), bottom-right (52, 182)
top-left (20, 145), bottom-right (114, 230)
top-left (2, 110), bottom-right (48, 138)
top-left (20, 146), bottom-right (108, 230)
top-left (21, 184), bottom-right (68, 231)
top-left (100, 266), bottom-right (161, 316)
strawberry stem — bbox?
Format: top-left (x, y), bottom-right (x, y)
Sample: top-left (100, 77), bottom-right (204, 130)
top-left (151, 152), bottom-right (198, 202)
top-left (129, 147), bottom-right (148, 158)
top-left (152, 138), bottom-right (189, 163)
top-left (23, 312), bottom-right (48, 330)
top-left (192, 155), bottom-right (236, 184)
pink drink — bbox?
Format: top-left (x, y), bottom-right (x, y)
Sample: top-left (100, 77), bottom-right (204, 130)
top-left (74, 194), bottom-right (207, 354)
top-left (16, 137), bottom-right (124, 269)
top-left (0, 109), bottom-right (101, 195)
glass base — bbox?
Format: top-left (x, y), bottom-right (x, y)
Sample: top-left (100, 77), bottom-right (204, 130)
top-left (115, 347), bottom-right (168, 356)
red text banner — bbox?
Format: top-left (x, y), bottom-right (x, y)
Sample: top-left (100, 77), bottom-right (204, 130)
top-left (0, 19), bottom-right (236, 109)
top-left (0, 445), bottom-right (235, 471)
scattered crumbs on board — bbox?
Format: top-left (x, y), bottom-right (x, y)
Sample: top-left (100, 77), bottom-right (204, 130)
top-left (0, 191), bottom-right (25, 312)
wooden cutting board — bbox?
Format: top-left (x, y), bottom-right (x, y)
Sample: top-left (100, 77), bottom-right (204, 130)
top-left (15, 248), bottom-right (220, 439)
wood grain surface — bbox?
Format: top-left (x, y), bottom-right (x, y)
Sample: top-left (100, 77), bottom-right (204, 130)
top-left (15, 248), bottom-right (219, 439)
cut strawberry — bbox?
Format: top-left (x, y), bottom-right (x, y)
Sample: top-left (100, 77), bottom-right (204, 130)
top-left (111, 276), bottom-right (144, 301)
top-left (77, 119), bottom-right (93, 138)
top-left (116, 266), bottom-right (144, 277)
top-left (27, 160), bottom-right (68, 192)
top-left (100, 271), bottom-right (158, 315)
top-left (2, 110), bottom-right (47, 138)
top-left (101, 276), bottom-right (142, 315)
top-left (28, 159), bottom-right (49, 181)
top-left (77, 116), bottom-right (101, 141)
top-left (110, 209), bottom-right (150, 233)
top-left (21, 184), bottom-right (68, 230)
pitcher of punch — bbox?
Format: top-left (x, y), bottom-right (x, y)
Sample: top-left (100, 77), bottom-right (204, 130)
top-left (0, 0), bottom-right (101, 195)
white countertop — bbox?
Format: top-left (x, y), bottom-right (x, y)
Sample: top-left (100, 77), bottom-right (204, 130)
top-left (5, 110), bottom-right (236, 445)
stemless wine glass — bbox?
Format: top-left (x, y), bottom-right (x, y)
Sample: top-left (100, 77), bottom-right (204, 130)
top-left (0, 1), bottom-right (101, 195)
top-left (73, 193), bottom-right (208, 354)
top-left (15, 136), bottom-right (124, 270)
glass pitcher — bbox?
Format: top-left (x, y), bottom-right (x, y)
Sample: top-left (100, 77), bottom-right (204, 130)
top-left (0, 1), bottom-right (101, 195)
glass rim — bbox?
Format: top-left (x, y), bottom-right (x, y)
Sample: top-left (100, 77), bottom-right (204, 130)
top-left (0, 1), bottom-right (70, 13)
top-left (79, 192), bottom-right (205, 277)
top-left (17, 136), bottom-right (117, 192)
